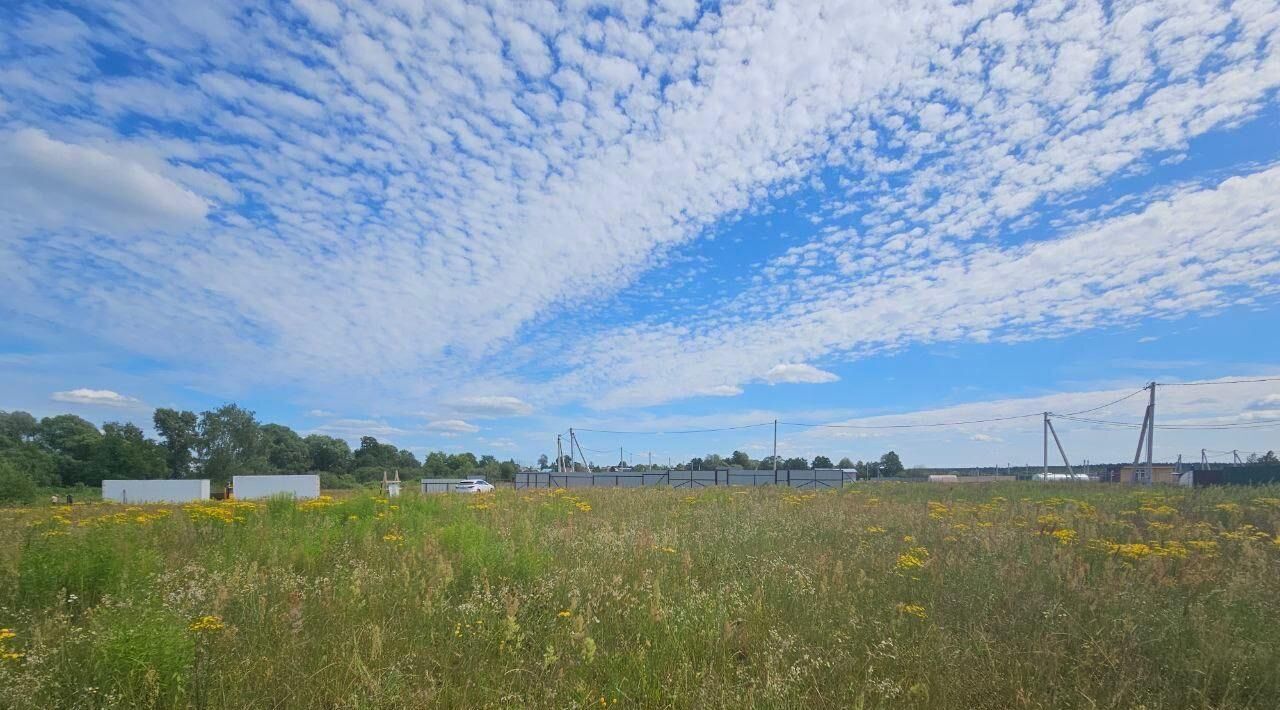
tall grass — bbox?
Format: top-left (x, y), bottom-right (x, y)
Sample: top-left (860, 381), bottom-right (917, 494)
top-left (0, 483), bottom-right (1277, 708)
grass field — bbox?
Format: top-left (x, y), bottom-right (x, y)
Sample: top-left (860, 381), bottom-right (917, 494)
top-left (1, 483), bottom-right (1278, 709)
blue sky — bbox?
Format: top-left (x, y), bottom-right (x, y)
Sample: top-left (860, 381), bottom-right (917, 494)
top-left (2, 0), bottom-right (1280, 468)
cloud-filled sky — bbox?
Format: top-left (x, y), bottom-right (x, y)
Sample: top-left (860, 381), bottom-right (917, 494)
top-left (2, 0), bottom-right (1279, 467)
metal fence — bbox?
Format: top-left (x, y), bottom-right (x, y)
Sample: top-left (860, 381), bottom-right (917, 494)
top-left (513, 468), bottom-right (856, 490)
top-left (421, 478), bottom-right (469, 493)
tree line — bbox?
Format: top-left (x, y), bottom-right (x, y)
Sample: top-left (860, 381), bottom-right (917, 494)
top-left (0, 405), bottom-right (519, 501)
top-left (541, 449), bottom-right (906, 476)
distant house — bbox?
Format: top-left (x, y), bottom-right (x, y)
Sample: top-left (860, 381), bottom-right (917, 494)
top-left (1114, 464), bottom-right (1180, 485)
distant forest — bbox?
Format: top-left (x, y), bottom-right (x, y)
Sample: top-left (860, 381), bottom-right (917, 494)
top-left (0, 405), bottom-right (519, 501)
top-left (0, 405), bottom-right (918, 503)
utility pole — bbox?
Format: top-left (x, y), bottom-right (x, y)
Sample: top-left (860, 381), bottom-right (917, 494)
top-left (1131, 382), bottom-right (1155, 484)
top-left (1045, 415), bottom-right (1074, 476)
top-left (1233, 450), bottom-right (1242, 465)
top-left (568, 428), bottom-right (576, 472)
top-left (772, 419), bottom-right (779, 484)
top-left (1042, 412), bottom-right (1049, 479)
top-left (1201, 449), bottom-right (1208, 468)
top-left (1146, 382), bottom-right (1155, 483)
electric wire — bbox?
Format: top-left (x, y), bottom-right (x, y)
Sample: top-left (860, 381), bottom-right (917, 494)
top-left (574, 422), bottom-right (773, 435)
top-left (1160, 376), bottom-right (1280, 387)
top-left (780, 412), bottom-right (1042, 429)
top-left (1054, 414), bottom-right (1280, 430)
top-left (1058, 386), bottom-right (1149, 416)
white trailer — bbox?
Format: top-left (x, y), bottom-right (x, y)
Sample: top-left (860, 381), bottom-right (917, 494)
top-left (232, 474), bottom-right (320, 500)
top-left (103, 479), bottom-right (210, 504)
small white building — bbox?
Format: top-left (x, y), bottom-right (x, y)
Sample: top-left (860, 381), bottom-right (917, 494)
top-left (103, 479), bottom-right (210, 504)
top-left (927, 474), bottom-right (960, 483)
top-left (231, 474), bottom-right (320, 500)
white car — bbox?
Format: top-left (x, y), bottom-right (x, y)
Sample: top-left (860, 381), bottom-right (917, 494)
top-left (454, 479), bottom-right (495, 493)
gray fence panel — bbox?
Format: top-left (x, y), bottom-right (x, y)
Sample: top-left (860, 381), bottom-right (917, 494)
top-left (510, 469), bottom-right (853, 490)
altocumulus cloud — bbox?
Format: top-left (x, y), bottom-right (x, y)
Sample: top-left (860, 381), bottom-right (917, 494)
top-left (446, 396), bottom-right (534, 418)
top-left (764, 364), bottom-right (841, 385)
top-left (50, 388), bottom-right (141, 408)
top-left (0, 1), bottom-right (1277, 416)
top-left (426, 419), bottom-right (480, 436)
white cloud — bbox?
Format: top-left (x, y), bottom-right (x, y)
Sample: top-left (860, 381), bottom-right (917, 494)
top-left (1137, 336), bottom-right (1159, 344)
top-left (0, 1), bottom-right (1277, 420)
top-left (426, 419), bottom-right (480, 435)
top-left (0, 129), bottom-right (208, 232)
top-left (694, 385), bottom-right (745, 397)
top-left (559, 166), bottom-right (1280, 408)
top-left (50, 388), bottom-right (141, 408)
top-left (446, 396), bottom-right (534, 418)
top-left (312, 418), bottom-right (405, 439)
top-left (306, 409), bottom-right (334, 417)
top-left (773, 376), bottom-right (1280, 466)
top-left (1245, 394), bottom-right (1280, 412)
top-left (763, 363), bottom-right (840, 385)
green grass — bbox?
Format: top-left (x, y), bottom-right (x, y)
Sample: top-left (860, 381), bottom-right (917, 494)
top-left (1, 483), bottom-right (1278, 709)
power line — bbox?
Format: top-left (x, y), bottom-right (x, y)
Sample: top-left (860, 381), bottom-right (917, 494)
top-left (574, 422), bottom-right (773, 435)
top-left (1161, 376), bottom-right (1280, 387)
top-left (1058, 386), bottom-right (1149, 416)
top-left (781, 412), bottom-right (1042, 429)
top-left (1054, 414), bottom-right (1280, 430)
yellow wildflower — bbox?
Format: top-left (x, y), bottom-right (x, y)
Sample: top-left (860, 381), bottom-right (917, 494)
top-left (895, 546), bottom-right (929, 571)
top-left (1049, 528), bottom-right (1076, 545)
top-left (558, 610), bottom-right (572, 618)
top-left (896, 602), bottom-right (928, 619)
top-left (189, 615), bottom-right (225, 633)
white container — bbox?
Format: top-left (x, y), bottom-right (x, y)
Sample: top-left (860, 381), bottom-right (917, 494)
top-left (232, 474), bottom-right (320, 500)
top-left (103, 479), bottom-right (210, 504)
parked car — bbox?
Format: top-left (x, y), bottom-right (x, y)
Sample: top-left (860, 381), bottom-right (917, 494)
top-left (454, 479), bottom-right (495, 493)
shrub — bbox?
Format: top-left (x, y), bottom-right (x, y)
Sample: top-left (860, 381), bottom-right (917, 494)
top-left (0, 460), bottom-right (37, 503)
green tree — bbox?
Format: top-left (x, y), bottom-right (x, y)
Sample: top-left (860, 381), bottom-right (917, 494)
top-left (304, 435), bottom-right (352, 472)
top-left (728, 450), bottom-right (752, 468)
top-left (812, 455), bottom-right (833, 469)
top-left (153, 408), bottom-right (198, 478)
top-left (879, 451), bottom-right (904, 477)
top-left (498, 460), bottom-right (519, 480)
top-left (688, 457), bottom-right (705, 471)
top-left (0, 442), bottom-right (59, 486)
top-left (396, 448), bottom-right (420, 470)
top-left (782, 456), bottom-right (808, 470)
top-left (261, 424), bottom-right (309, 472)
top-left (197, 404), bottom-right (266, 483)
top-left (0, 410), bottom-right (39, 444)
top-left (38, 414), bottom-right (101, 485)
top-left (353, 436), bottom-right (398, 469)
top-left (423, 451), bottom-right (451, 477)
top-left (837, 457), bottom-right (854, 468)
top-left (757, 455), bottom-right (779, 470)
top-left (447, 452), bottom-right (478, 475)
top-left (87, 422), bottom-right (167, 485)
top-left (0, 459), bottom-right (37, 503)
top-left (537, 454), bottom-right (549, 470)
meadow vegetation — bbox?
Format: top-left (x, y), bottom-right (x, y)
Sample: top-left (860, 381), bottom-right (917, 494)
top-left (1, 483), bottom-right (1278, 709)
